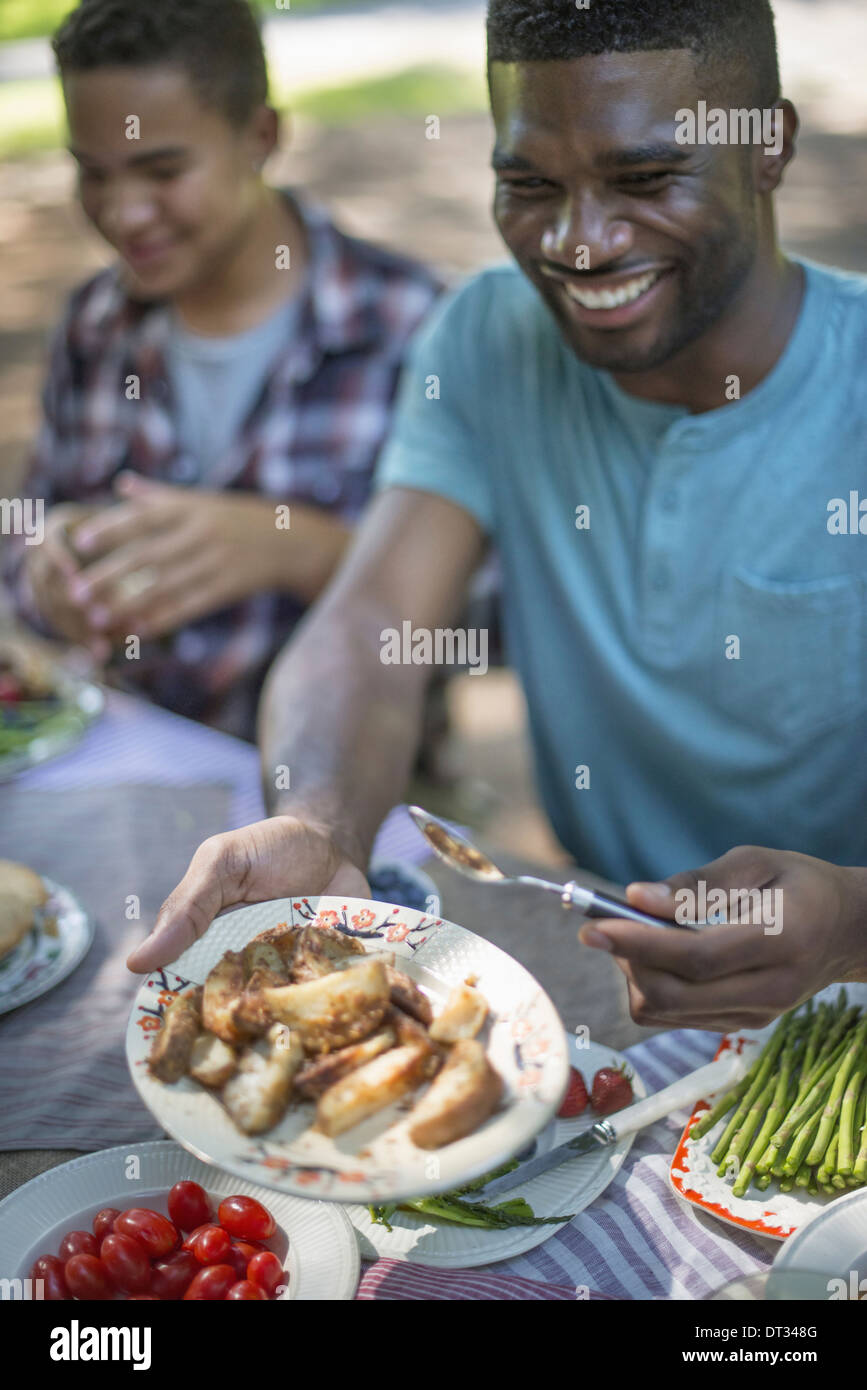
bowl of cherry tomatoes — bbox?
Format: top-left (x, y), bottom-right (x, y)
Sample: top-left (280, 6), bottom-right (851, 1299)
top-left (4, 1141), bottom-right (359, 1301)
top-left (29, 1182), bottom-right (287, 1302)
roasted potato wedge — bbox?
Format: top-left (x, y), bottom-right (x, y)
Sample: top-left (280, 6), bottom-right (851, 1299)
top-left (294, 1027), bottom-right (397, 1100)
top-left (189, 1031), bottom-right (237, 1088)
top-left (409, 1039), bottom-right (503, 1149)
top-left (290, 924), bottom-right (367, 983)
top-left (387, 966), bottom-right (433, 1025)
top-left (148, 988), bottom-right (202, 1083)
top-left (242, 940), bottom-right (286, 978)
top-left (251, 923), bottom-right (303, 967)
top-left (201, 951), bottom-right (249, 1044)
top-left (222, 1024), bottom-right (304, 1135)
top-left (429, 982), bottom-right (489, 1043)
top-left (315, 1041), bottom-right (434, 1137)
top-left (263, 957), bottom-right (390, 1054)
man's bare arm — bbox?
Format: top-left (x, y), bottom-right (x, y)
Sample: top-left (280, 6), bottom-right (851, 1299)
top-left (129, 486), bottom-right (485, 970)
top-left (259, 485), bottom-right (487, 866)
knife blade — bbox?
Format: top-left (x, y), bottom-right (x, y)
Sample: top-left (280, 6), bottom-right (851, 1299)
top-left (467, 1050), bottom-right (748, 1202)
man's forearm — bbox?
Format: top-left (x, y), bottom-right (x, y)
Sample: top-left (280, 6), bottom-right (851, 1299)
top-left (258, 593), bottom-right (429, 870)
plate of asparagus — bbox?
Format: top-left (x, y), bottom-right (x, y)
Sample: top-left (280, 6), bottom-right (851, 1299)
top-left (670, 984), bottom-right (867, 1239)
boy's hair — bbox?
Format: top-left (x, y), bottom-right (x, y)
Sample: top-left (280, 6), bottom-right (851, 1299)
top-left (53, 0), bottom-right (270, 127)
top-left (486, 0), bottom-right (781, 107)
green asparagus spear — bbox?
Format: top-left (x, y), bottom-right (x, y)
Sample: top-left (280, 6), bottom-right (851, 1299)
top-left (689, 1059), bottom-right (760, 1142)
top-left (769, 1038), bottom-right (852, 1151)
top-left (837, 1064), bottom-right (867, 1176)
top-left (782, 1105), bottom-right (824, 1176)
top-left (853, 1078), bottom-right (867, 1181)
top-left (805, 1019), bottom-right (867, 1166)
top-left (732, 1038), bottom-right (798, 1197)
top-left (817, 1132), bottom-right (840, 1186)
top-left (711, 1013), bottom-right (793, 1165)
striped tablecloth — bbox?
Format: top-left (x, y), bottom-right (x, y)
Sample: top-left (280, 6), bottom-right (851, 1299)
top-left (7, 689), bottom-right (775, 1298)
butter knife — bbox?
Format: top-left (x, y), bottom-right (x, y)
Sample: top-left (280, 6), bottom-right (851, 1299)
top-left (469, 1051), bottom-right (748, 1202)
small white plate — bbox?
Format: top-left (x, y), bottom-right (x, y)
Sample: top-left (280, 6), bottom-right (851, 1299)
top-left (345, 1034), bottom-right (644, 1267)
top-left (0, 677), bottom-right (104, 782)
top-left (127, 895), bottom-right (570, 1206)
top-left (0, 877), bottom-right (94, 1016)
top-left (1, 1140), bottom-right (359, 1301)
top-left (773, 1185), bottom-right (867, 1293)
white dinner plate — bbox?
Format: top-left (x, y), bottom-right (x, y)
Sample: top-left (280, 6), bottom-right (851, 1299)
top-left (346, 1032), bottom-right (645, 1267)
top-left (0, 877), bottom-right (94, 1016)
top-left (1, 1140), bottom-right (359, 1301)
top-left (127, 895), bottom-right (570, 1205)
top-left (773, 1185), bottom-right (867, 1294)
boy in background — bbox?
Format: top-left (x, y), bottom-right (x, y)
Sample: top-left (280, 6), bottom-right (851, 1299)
top-left (6, 0), bottom-right (440, 739)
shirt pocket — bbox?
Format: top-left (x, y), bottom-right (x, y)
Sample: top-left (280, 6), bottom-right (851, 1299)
top-left (715, 568), bottom-right (863, 742)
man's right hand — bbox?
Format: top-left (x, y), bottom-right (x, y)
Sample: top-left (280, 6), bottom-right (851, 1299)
top-left (126, 815), bottom-right (371, 973)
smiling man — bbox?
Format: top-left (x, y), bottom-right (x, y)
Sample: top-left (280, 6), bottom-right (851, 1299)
top-left (132, 0), bottom-right (867, 1034)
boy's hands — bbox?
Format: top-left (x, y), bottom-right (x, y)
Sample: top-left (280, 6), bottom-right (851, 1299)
top-left (580, 846), bottom-right (867, 1032)
top-left (25, 502), bottom-right (110, 657)
top-left (67, 473), bottom-right (288, 641)
top-left (127, 815), bottom-right (371, 973)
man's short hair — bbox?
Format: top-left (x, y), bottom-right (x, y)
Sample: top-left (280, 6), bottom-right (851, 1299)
top-left (53, 0), bottom-right (270, 127)
top-left (486, 0), bottom-right (781, 107)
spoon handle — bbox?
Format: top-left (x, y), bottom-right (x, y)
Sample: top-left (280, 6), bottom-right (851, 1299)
top-left (563, 881), bottom-right (703, 932)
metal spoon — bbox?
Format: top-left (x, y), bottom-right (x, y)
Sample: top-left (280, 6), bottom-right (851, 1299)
top-left (407, 805), bottom-right (701, 931)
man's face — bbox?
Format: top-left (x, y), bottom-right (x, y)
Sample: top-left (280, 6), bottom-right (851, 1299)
top-left (490, 52), bottom-right (761, 374)
top-left (64, 65), bottom-right (266, 300)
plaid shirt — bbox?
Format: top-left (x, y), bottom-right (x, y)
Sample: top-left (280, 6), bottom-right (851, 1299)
top-left (7, 193), bottom-right (442, 738)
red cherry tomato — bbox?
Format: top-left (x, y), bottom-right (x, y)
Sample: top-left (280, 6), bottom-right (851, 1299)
top-left (58, 1230), bottom-right (98, 1262)
top-left (167, 1180), bottom-right (212, 1232)
top-left (183, 1264), bottom-right (237, 1301)
top-left (150, 1250), bottom-right (200, 1301)
top-left (224, 1244), bottom-right (251, 1279)
top-left (189, 1225), bottom-right (232, 1266)
top-left (225, 1280), bottom-right (266, 1300)
top-left (128, 1294), bottom-right (160, 1300)
top-left (181, 1223), bottom-right (213, 1252)
top-left (64, 1253), bottom-right (114, 1301)
top-left (246, 1251), bottom-right (284, 1299)
top-left (114, 1208), bottom-right (178, 1258)
top-left (30, 1255), bottom-right (69, 1301)
top-left (99, 1234), bottom-right (151, 1294)
top-left (217, 1196), bottom-right (275, 1242)
top-left (92, 1208), bottom-right (121, 1242)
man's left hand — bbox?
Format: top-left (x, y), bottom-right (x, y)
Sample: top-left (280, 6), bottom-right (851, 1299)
top-left (579, 845), bottom-right (867, 1032)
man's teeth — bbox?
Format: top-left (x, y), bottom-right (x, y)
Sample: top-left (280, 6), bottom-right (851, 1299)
top-left (564, 271), bottom-right (661, 310)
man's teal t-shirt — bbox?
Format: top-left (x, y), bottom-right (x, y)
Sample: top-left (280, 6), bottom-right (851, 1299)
top-left (374, 260), bottom-right (867, 884)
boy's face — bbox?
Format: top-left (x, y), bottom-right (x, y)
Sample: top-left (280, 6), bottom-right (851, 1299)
top-left (64, 65), bottom-right (269, 300)
top-left (490, 51), bottom-right (770, 375)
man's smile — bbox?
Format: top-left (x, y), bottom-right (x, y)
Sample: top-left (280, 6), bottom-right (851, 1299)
top-left (539, 263), bottom-right (677, 328)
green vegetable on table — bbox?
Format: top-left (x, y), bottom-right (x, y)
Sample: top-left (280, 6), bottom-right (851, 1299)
top-left (690, 989), bottom-right (867, 1202)
top-left (368, 1161), bottom-right (576, 1231)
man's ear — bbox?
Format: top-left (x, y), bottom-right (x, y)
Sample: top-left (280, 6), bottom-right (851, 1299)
top-left (754, 99), bottom-right (798, 194)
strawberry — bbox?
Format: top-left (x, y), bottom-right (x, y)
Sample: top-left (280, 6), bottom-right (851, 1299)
top-left (590, 1064), bottom-right (634, 1116)
top-left (557, 1066), bottom-right (589, 1118)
